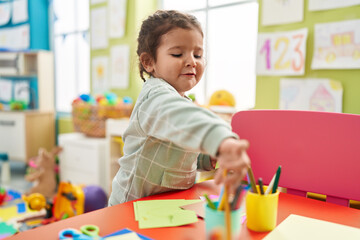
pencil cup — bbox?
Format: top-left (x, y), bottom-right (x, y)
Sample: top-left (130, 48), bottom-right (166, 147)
top-left (245, 186), bottom-right (279, 232)
top-left (204, 202), bottom-right (242, 240)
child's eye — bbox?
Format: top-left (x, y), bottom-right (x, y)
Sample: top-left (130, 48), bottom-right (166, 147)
top-left (194, 55), bottom-right (202, 59)
top-left (171, 54), bottom-right (182, 57)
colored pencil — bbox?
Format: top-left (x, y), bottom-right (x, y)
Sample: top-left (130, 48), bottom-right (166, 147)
top-left (272, 166), bottom-right (282, 193)
top-left (217, 185), bottom-right (226, 211)
top-left (247, 167), bottom-right (258, 194)
top-left (258, 178), bottom-right (264, 195)
top-left (204, 194), bottom-right (216, 210)
top-left (265, 173), bottom-right (276, 195)
top-left (230, 184), bottom-right (244, 210)
top-left (222, 170), bottom-right (231, 240)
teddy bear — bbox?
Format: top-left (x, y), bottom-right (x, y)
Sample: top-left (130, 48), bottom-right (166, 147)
top-left (25, 147), bottom-right (62, 199)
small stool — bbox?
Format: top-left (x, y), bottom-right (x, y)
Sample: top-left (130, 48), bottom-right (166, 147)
top-left (0, 153), bottom-right (11, 184)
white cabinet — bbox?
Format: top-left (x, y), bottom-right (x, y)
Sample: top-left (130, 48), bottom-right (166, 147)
top-left (58, 133), bottom-right (107, 194)
top-left (0, 111), bottom-right (55, 162)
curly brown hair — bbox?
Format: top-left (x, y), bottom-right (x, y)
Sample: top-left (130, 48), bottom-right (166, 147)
top-left (137, 10), bottom-right (203, 81)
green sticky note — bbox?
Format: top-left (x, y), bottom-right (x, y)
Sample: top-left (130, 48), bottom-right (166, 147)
top-left (134, 199), bottom-right (202, 229)
top-left (139, 208), bottom-right (198, 229)
top-left (133, 202), bottom-right (139, 221)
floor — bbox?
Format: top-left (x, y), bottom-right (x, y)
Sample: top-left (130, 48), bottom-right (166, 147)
top-left (0, 161), bottom-right (33, 194)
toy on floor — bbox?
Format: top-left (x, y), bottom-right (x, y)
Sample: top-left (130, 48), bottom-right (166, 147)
top-left (0, 189), bottom-right (45, 237)
top-left (0, 187), bottom-right (6, 206)
top-left (83, 185), bottom-right (108, 213)
top-left (25, 147), bottom-right (63, 199)
top-left (23, 182), bottom-right (108, 225)
top-left (53, 182), bottom-right (85, 220)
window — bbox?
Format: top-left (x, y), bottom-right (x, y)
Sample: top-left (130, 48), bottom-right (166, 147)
top-left (162, 0), bottom-right (258, 110)
top-left (53, 0), bottom-right (90, 112)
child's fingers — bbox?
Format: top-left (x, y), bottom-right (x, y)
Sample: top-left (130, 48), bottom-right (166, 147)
top-left (238, 139), bottom-right (250, 150)
top-left (214, 169), bottom-right (222, 184)
top-left (223, 167), bottom-right (248, 186)
top-left (218, 156), bottom-right (250, 170)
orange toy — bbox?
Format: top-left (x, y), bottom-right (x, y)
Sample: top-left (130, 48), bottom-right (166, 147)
top-left (53, 182), bottom-right (85, 219)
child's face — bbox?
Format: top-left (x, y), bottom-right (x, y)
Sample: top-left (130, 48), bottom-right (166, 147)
top-left (151, 27), bottom-right (204, 96)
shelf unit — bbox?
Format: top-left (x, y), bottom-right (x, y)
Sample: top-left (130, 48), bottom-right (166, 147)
top-left (0, 51), bottom-right (55, 163)
top-left (0, 51), bottom-right (54, 111)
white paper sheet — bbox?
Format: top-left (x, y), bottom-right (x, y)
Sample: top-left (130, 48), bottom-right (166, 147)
top-left (311, 19), bottom-right (360, 69)
top-left (0, 79), bottom-right (12, 102)
top-left (256, 28), bottom-right (308, 76)
top-left (280, 78), bottom-right (343, 113)
top-left (14, 81), bottom-right (30, 103)
top-left (0, 2), bottom-right (11, 26)
top-left (12, 0), bottom-right (28, 24)
top-left (92, 56), bottom-right (109, 94)
top-left (264, 214), bottom-right (360, 240)
top-left (108, 0), bottom-right (127, 38)
top-left (110, 45), bottom-right (129, 89)
top-left (90, 7), bottom-right (108, 49)
top-left (262, 0), bottom-right (304, 26)
top-left (309, 0), bottom-right (360, 11)
top-left (0, 24), bottom-right (30, 50)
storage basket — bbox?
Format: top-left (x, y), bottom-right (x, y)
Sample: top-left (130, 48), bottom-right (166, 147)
top-left (72, 103), bottom-right (133, 138)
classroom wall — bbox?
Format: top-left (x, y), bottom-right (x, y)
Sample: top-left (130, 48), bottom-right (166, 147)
top-left (0, 0), bottom-right (49, 50)
top-left (58, 0), bottom-right (157, 134)
top-left (90, 0), bottom-right (157, 102)
top-left (255, 1), bottom-right (360, 115)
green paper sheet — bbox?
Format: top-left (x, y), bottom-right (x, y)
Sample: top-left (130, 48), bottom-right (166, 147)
top-left (133, 199), bottom-right (202, 229)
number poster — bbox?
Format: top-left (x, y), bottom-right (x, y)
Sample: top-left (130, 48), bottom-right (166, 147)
top-left (256, 28), bottom-right (308, 76)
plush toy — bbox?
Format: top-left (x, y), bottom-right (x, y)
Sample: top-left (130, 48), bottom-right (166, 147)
top-left (25, 147), bottom-right (63, 199)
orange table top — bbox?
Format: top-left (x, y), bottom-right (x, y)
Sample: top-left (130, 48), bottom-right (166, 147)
top-left (9, 180), bottom-right (360, 240)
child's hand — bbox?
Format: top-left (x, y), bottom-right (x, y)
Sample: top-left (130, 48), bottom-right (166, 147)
top-left (214, 138), bottom-right (250, 193)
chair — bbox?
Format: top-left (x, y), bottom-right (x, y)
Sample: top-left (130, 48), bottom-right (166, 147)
top-left (231, 110), bottom-right (360, 207)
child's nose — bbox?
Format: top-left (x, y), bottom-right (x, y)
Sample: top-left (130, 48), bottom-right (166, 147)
top-left (186, 56), bottom-right (196, 67)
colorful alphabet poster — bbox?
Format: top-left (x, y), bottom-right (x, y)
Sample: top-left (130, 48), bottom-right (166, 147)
top-left (309, 0), bottom-right (360, 11)
top-left (311, 19), bottom-right (360, 69)
top-left (256, 28), bottom-right (308, 76)
top-left (262, 0), bottom-right (304, 26)
top-left (279, 78), bottom-right (343, 113)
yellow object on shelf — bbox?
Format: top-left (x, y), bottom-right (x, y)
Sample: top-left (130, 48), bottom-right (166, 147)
top-left (209, 90), bottom-right (236, 107)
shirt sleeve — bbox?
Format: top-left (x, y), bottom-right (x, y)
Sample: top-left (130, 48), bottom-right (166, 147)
top-left (136, 84), bottom-right (238, 157)
top-left (197, 153), bottom-right (214, 171)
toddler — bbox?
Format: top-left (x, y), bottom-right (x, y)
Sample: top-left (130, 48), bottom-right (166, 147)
top-left (109, 10), bottom-right (250, 205)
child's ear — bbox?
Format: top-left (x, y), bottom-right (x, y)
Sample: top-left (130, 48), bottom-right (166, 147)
top-left (140, 52), bottom-right (154, 73)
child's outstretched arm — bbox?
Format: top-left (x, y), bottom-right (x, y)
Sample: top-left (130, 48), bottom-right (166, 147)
top-left (214, 138), bottom-right (250, 193)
